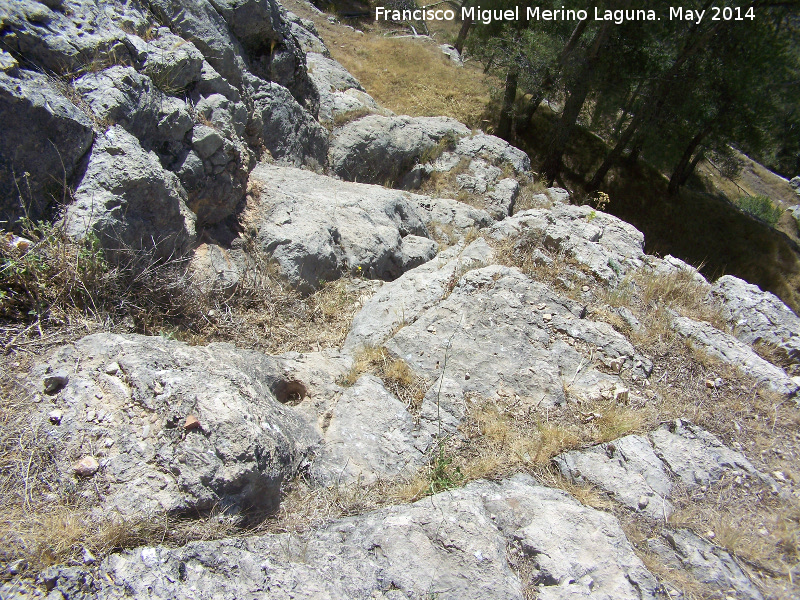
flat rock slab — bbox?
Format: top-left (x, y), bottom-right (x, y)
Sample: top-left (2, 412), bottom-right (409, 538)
top-left (385, 265), bottom-right (651, 407)
top-left (555, 420), bottom-right (760, 520)
top-left (671, 314), bottom-right (798, 397)
top-left (711, 274), bottom-right (800, 367)
top-left (490, 204), bottom-right (646, 284)
top-left (47, 475), bottom-right (659, 600)
top-left (344, 238), bottom-right (494, 352)
top-left (648, 528), bottom-right (763, 600)
top-left (245, 164), bottom-right (490, 291)
top-left (29, 333), bottom-right (319, 519)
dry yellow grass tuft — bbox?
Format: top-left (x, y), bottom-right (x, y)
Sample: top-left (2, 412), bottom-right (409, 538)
top-left (339, 346), bottom-right (429, 411)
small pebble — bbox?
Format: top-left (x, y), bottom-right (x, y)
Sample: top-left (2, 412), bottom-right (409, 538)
top-left (86, 410), bottom-right (96, 422)
top-left (43, 373), bottom-right (68, 394)
top-left (637, 495), bottom-right (649, 509)
top-left (73, 456), bottom-right (99, 477)
top-left (48, 409), bottom-right (63, 424)
top-left (104, 362), bottom-right (120, 375)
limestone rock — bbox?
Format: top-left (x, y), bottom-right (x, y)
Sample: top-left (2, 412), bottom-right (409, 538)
top-left (246, 164), bottom-right (456, 291)
top-left (29, 333), bottom-right (319, 518)
top-left (344, 238), bottom-right (494, 352)
top-left (70, 475), bottom-right (658, 600)
top-left (486, 177), bottom-right (519, 219)
top-left (306, 52), bottom-right (381, 125)
top-left (310, 375), bottom-right (428, 485)
top-left (490, 204), bottom-right (647, 284)
top-left (189, 243), bottom-right (240, 292)
top-left (555, 434), bottom-right (675, 520)
top-left (454, 133), bottom-right (531, 173)
top-left (711, 274), bottom-right (800, 366)
top-left (63, 126), bottom-right (196, 260)
top-left (329, 114), bottom-right (471, 184)
top-left (648, 529), bottom-right (763, 600)
top-left (74, 66), bottom-right (193, 148)
top-left (671, 314), bottom-right (798, 397)
top-left (555, 421), bottom-right (761, 520)
top-left (649, 419), bottom-right (759, 488)
top-left (0, 69), bottom-right (93, 223)
top-left (246, 77), bottom-right (328, 167)
top-left (385, 265), bottom-right (651, 407)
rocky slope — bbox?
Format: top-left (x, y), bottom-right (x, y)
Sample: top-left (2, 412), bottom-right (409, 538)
top-left (2, 1), bottom-right (800, 598)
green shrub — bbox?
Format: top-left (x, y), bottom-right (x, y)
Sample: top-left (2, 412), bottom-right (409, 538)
top-left (735, 195), bottom-right (783, 226)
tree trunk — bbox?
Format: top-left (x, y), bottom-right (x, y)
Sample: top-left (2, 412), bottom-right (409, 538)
top-left (496, 64), bottom-right (519, 140)
top-left (668, 124), bottom-right (713, 194)
top-left (454, 9), bottom-right (472, 54)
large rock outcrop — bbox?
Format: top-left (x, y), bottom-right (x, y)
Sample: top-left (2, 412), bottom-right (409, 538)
top-left (711, 274), bottom-right (800, 366)
top-left (0, 69), bottom-right (94, 223)
top-left (245, 164), bottom-right (490, 291)
top-left (30, 333), bottom-right (319, 518)
top-left (41, 475), bottom-right (661, 600)
top-left (63, 126), bottom-right (196, 258)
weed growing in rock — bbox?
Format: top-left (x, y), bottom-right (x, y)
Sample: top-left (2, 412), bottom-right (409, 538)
top-left (338, 346), bottom-right (428, 411)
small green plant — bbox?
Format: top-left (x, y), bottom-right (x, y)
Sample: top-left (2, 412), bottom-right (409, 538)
top-left (735, 194), bottom-right (782, 226)
top-left (427, 446), bottom-right (463, 494)
top-left (587, 210), bottom-right (597, 222)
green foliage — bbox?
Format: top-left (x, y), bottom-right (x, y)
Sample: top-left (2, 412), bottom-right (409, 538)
top-left (427, 446), bottom-right (463, 494)
top-left (735, 195), bottom-right (783, 226)
top-left (1, 221), bottom-right (109, 322)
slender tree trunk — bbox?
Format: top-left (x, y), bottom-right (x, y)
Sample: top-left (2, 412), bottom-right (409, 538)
top-left (668, 124), bottom-right (713, 194)
top-left (497, 64), bottom-right (519, 140)
top-left (613, 81), bottom-right (643, 137)
top-left (454, 5), bottom-right (472, 54)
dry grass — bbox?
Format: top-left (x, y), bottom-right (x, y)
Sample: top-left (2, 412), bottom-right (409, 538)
top-left (281, 0), bottom-right (494, 128)
top-left (338, 346), bottom-right (429, 411)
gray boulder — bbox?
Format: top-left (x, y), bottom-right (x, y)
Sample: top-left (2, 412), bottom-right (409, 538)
top-left (486, 177), bottom-right (520, 219)
top-left (710, 274), bottom-right (800, 365)
top-left (0, 0), bottom-right (141, 74)
top-left (454, 132), bottom-right (531, 173)
top-left (310, 374), bottom-right (429, 485)
top-left (555, 421), bottom-right (761, 520)
top-left (306, 52), bottom-right (381, 125)
top-left (189, 242), bottom-right (241, 292)
top-left (671, 314), bottom-right (798, 397)
top-left (490, 204), bottom-right (647, 284)
top-left (208, 0), bottom-right (317, 108)
top-left (555, 434), bottom-right (675, 520)
top-left (648, 529), bottom-right (763, 600)
top-left (649, 419), bottom-right (759, 488)
top-left (329, 114), bottom-right (470, 184)
top-left (61, 475), bottom-right (658, 600)
top-left (73, 66), bottom-right (193, 149)
top-left (385, 265), bottom-right (651, 407)
top-left (138, 27), bottom-right (205, 93)
top-left (63, 126), bottom-right (196, 259)
top-left (0, 69), bottom-right (94, 223)
top-left (146, 0), bottom-right (249, 89)
top-left (286, 11), bottom-right (329, 55)
top-left (246, 164), bottom-right (443, 291)
top-left (29, 333), bottom-right (319, 519)
top-left (344, 238), bottom-right (494, 352)
top-left (246, 77), bottom-right (328, 167)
